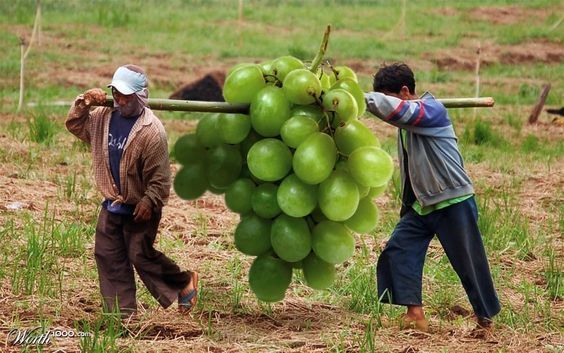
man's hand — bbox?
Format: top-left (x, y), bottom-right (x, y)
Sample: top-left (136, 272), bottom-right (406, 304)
top-left (83, 88), bottom-right (107, 106)
top-left (75, 88), bottom-right (106, 109)
top-left (133, 202), bottom-right (152, 223)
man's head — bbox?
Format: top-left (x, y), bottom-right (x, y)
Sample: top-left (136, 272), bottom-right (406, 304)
top-left (108, 64), bottom-right (147, 95)
top-left (107, 64), bottom-right (149, 117)
top-left (372, 63), bottom-right (416, 100)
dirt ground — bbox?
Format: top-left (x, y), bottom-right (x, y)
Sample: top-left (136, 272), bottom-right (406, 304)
top-left (0, 112), bottom-right (562, 352)
top-left (1, 4), bottom-right (563, 352)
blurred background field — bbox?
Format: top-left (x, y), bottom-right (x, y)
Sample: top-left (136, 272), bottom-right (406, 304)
top-left (0, 1), bottom-right (562, 352)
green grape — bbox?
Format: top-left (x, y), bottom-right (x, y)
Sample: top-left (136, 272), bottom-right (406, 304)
top-left (282, 69), bottom-right (322, 105)
top-left (344, 197), bottom-right (379, 233)
top-left (277, 174), bottom-right (317, 217)
top-left (271, 214), bottom-right (312, 262)
top-left (357, 182), bottom-right (370, 198)
top-left (223, 64), bottom-right (266, 103)
top-left (206, 144), bottom-right (242, 188)
top-left (240, 129), bottom-right (261, 161)
top-left (234, 214), bottom-right (272, 256)
top-left (280, 115), bottom-right (319, 149)
top-left (321, 88), bottom-right (358, 125)
top-left (173, 133), bottom-right (205, 165)
top-left (227, 62), bottom-right (254, 76)
top-left (367, 183), bottom-right (388, 198)
top-left (318, 170), bottom-right (360, 222)
top-left (312, 220), bottom-right (355, 264)
top-left (291, 104), bottom-right (325, 123)
top-left (207, 183), bottom-right (229, 195)
top-left (225, 178), bottom-right (255, 214)
top-left (334, 119), bottom-right (380, 156)
top-left (270, 55), bottom-right (305, 82)
top-left (330, 65), bottom-right (358, 84)
top-left (247, 138), bottom-right (293, 182)
top-left (251, 183), bottom-right (281, 219)
top-left (348, 146), bottom-right (394, 187)
top-left (249, 252), bottom-right (292, 302)
top-left (250, 86), bottom-right (291, 137)
top-left (334, 160), bottom-right (349, 172)
top-left (302, 252), bottom-right (335, 290)
top-left (330, 78), bottom-right (367, 116)
top-left (259, 60), bottom-right (273, 76)
top-left (174, 163), bottom-right (208, 200)
top-left (293, 132), bottom-right (337, 185)
top-left (196, 114), bottom-right (223, 148)
top-left (318, 69), bottom-right (331, 92)
top-left (219, 113), bottom-right (251, 144)
top-left (310, 207), bottom-right (328, 223)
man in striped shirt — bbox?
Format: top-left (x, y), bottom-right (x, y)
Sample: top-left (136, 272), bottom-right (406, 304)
top-left (364, 63), bottom-right (500, 334)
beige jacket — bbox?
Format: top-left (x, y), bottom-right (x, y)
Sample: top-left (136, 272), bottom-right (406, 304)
top-left (66, 103), bottom-right (171, 210)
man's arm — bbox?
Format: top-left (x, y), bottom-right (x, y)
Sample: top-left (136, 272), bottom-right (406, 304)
top-left (364, 92), bottom-right (451, 131)
top-left (66, 88), bottom-right (107, 143)
top-left (139, 129), bottom-right (172, 211)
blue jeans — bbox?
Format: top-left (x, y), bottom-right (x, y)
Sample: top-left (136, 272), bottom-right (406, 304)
top-left (376, 196), bottom-right (501, 319)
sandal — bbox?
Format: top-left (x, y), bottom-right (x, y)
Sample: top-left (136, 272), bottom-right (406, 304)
top-left (178, 271), bottom-right (199, 313)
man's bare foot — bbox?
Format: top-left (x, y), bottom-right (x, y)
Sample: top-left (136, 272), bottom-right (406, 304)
top-left (400, 305), bottom-right (429, 332)
top-left (400, 314), bottom-right (429, 332)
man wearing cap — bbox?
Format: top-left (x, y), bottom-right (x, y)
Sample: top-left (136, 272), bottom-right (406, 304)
top-left (66, 64), bottom-right (199, 317)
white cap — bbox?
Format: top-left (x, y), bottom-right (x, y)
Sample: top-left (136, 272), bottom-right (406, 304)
top-left (107, 66), bottom-right (147, 95)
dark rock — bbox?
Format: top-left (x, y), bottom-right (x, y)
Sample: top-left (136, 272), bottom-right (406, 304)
top-left (169, 71), bottom-right (226, 102)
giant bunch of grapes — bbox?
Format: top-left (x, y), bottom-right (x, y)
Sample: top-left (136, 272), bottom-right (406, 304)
top-left (174, 56), bottom-right (393, 302)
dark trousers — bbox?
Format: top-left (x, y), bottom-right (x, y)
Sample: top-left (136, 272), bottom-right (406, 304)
top-left (376, 197), bottom-right (501, 319)
top-left (94, 208), bottom-right (190, 314)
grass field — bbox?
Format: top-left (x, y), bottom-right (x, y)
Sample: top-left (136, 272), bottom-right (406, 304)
top-left (0, 1), bottom-right (562, 352)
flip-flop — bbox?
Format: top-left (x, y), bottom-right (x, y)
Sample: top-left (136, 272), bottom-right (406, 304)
top-left (178, 271), bottom-right (199, 313)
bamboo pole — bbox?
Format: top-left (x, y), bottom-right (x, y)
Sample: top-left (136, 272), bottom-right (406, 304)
top-left (100, 98), bottom-right (250, 113)
top-left (95, 96), bottom-right (494, 113)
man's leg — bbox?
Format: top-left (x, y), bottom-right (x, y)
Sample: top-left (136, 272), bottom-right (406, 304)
top-left (94, 209), bottom-right (137, 314)
top-left (123, 211), bottom-right (190, 309)
top-left (433, 197), bottom-right (501, 321)
top-left (377, 209), bottom-right (434, 326)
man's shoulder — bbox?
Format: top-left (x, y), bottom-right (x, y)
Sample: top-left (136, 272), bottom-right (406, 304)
top-left (140, 108), bottom-right (167, 141)
top-left (141, 108), bottom-right (165, 128)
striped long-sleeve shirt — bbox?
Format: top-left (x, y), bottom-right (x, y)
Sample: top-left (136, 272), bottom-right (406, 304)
top-left (364, 91), bottom-right (474, 211)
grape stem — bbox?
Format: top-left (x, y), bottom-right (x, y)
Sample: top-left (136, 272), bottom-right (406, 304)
top-left (263, 74), bottom-right (282, 87)
top-left (321, 111), bottom-right (336, 138)
top-left (327, 62), bottom-right (339, 79)
top-left (309, 25), bottom-right (331, 73)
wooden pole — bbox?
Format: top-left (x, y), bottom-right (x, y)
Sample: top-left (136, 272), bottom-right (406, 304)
top-left (528, 84), bottom-right (551, 124)
top-left (473, 42), bottom-right (481, 120)
top-left (95, 96), bottom-right (494, 113)
top-left (16, 0), bottom-right (42, 112)
top-left (238, 0), bottom-right (244, 48)
top-left (17, 38), bottom-right (26, 113)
